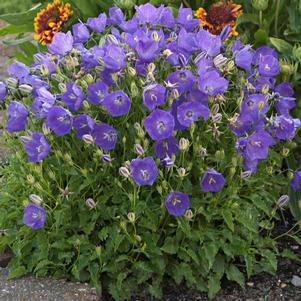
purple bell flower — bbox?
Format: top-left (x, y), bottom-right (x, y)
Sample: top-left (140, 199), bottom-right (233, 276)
top-left (258, 55), bottom-right (280, 77)
top-left (291, 171), bottom-right (301, 192)
top-left (23, 132), bottom-right (51, 162)
top-left (47, 31), bottom-right (73, 56)
top-left (220, 25), bottom-right (232, 42)
top-left (0, 81), bottom-right (7, 101)
top-left (61, 82), bottom-right (84, 111)
top-left (72, 23), bottom-right (90, 43)
top-left (108, 6), bottom-right (124, 25)
top-left (271, 115), bottom-right (296, 140)
top-left (135, 3), bottom-right (163, 25)
top-left (165, 191), bottom-right (190, 217)
top-left (197, 30), bottom-right (221, 57)
top-left (230, 114), bottom-right (253, 136)
top-left (198, 70), bottom-right (229, 96)
top-left (92, 123), bottom-right (118, 151)
top-left (154, 136), bottom-right (179, 159)
top-left (177, 5), bottom-right (199, 32)
top-left (130, 156), bottom-right (158, 187)
top-left (197, 57), bottom-right (214, 75)
top-left (144, 109), bottom-right (175, 141)
top-left (275, 96), bottom-right (296, 116)
top-left (87, 13), bottom-right (107, 33)
top-left (240, 93), bottom-right (268, 122)
top-left (6, 101), bottom-right (28, 132)
top-left (135, 35), bottom-right (160, 63)
top-left (87, 80), bottom-right (108, 105)
top-left (160, 7), bottom-right (175, 28)
top-left (275, 82), bottom-right (294, 97)
top-left (200, 169), bottom-right (225, 193)
top-left (235, 45), bottom-right (254, 71)
top-left (73, 114), bottom-right (95, 139)
top-left (177, 101), bottom-right (209, 127)
top-left (143, 84), bottom-right (166, 111)
top-left (103, 44), bottom-right (126, 72)
top-left (166, 70), bottom-right (196, 95)
top-left (103, 90), bottom-right (131, 117)
top-left (7, 61), bottom-right (30, 80)
top-left (253, 46), bottom-right (278, 65)
top-left (178, 28), bottom-right (198, 54)
top-left (31, 87), bottom-right (55, 119)
top-left (160, 156), bottom-right (174, 168)
top-left (23, 203), bottom-right (46, 230)
top-left (46, 106), bottom-right (73, 136)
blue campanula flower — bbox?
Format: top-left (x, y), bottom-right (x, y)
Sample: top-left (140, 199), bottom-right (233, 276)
top-left (253, 46), bottom-right (278, 65)
top-left (220, 25), bottom-right (232, 42)
top-left (154, 136), bottom-right (179, 159)
top-left (160, 7), bottom-right (175, 28)
top-left (177, 28), bottom-right (198, 54)
top-left (258, 55), bottom-right (280, 77)
top-left (92, 123), bottom-right (118, 151)
top-left (230, 114), bottom-right (253, 136)
top-left (275, 82), bottom-right (294, 97)
top-left (177, 101), bottom-right (209, 127)
top-left (103, 90), bottom-right (131, 117)
top-left (160, 156), bottom-right (174, 168)
top-left (165, 191), bottom-right (190, 217)
top-left (187, 89), bottom-right (208, 106)
top-left (73, 114), bottom-right (95, 139)
top-left (46, 106), bottom-right (73, 136)
top-left (271, 115), bottom-right (296, 140)
top-left (31, 88), bottom-right (55, 119)
top-left (240, 94), bottom-right (268, 123)
top-left (197, 57), bottom-right (214, 75)
top-left (144, 109), bottom-right (175, 141)
top-left (61, 82), bottom-right (84, 111)
top-left (87, 80), bottom-right (108, 105)
top-left (130, 157), bottom-right (158, 187)
top-left (197, 29), bottom-right (221, 57)
top-left (166, 70), bottom-right (196, 95)
top-left (135, 35), bottom-right (161, 63)
top-left (108, 6), bottom-right (124, 25)
top-left (103, 44), bottom-right (126, 72)
top-left (6, 101), bottom-right (28, 132)
top-left (72, 23), bottom-right (90, 43)
top-left (0, 81), bottom-right (7, 101)
top-left (198, 70), bottom-right (228, 96)
top-left (7, 61), bottom-right (30, 80)
top-left (143, 84), bottom-right (166, 111)
top-left (23, 132), bottom-right (51, 162)
top-left (275, 96), bottom-right (296, 116)
top-left (135, 3), bottom-right (163, 25)
top-left (87, 13), bottom-right (107, 33)
top-left (47, 32), bottom-right (73, 56)
top-left (81, 46), bottom-right (104, 70)
top-left (291, 171), bottom-right (301, 192)
top-left (177, 5), bottom-right (199, 32)
top-left (23, 203), bottom-right (46, 230)
top-left (200, 169), bottom-right (225, 193)
top-left (235, 45), bottom-right (254, 71)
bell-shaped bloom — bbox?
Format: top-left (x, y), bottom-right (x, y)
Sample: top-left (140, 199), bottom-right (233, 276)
top-left (108, 6), bottom-right (124, 25)
top-left (200, 169), bottom-right (225, 193)
top-left (271, 115), bottom-right (296, 140)
top-left (235, 45), bottom-right (254, 71)
top-left (291, 171), bottom-right (301, 192)
top-left (165, 191), bottom-right (190, 217)
top-left (46, 106), bottom-right (73, 136)
top-left (103, 44), bottom-right (126, 72)
top-left (143, 84), bottom-right (166, 111)
top-left (135, 35), bottom-right (161, 63)
top-left (135, 3), bottom-right (163, 25)
top-left (130, 157), bottom-right (158, 186)
top-left (73, 114), bottom-right (95, 139)
top-left (0, 81), bottom-right (7, 101)
top-left (198, 70), bottom-right (228, 96)
top-left (197, 57), bottom-right (214, 76)
top-left (220, 25), bottom-right (232, 42)
top-left (31, 88), bottom-right (55, 119)
top-left (61, 82), bottom-right (84, 111)
top-left (253, 46), bottom-right (278, 65)
top-left (177, 5), bottom-right (199, 32)
top-left (230, 114), bottom-right (253, 136)
top-left (258, 55), bottom-right (280, 77)
top-left (178, 28), bottom-right (198, 54)
top-left (92, 123), bottom-right (118, 151)
top-left (275, 82), bottom-right (294, 97)
top-left (7, 61), bottom-right (30, 80)
top-left (72, 23), bottom-right (90, 43)
top-left (144, 109), bottom-right (175, 141)
top-left (160, 7), bottom-right (175, 28)
top-left (87, 13), bottom-right (107, 33)
top-left (23, 132), bottom-right (50, 162)
top-left (87, 80), bottom-right (108, 105)
top-left (177, 101), bottom-right (209, 127)
top-left (47, 32), bottom-right (73, 56)
top-left (154, 136), bottom-right (179, 159)
top-left (103, 90), bottom-right (131, 117)
top-left (23, 203), bottom-right (46, 230)
top-left (166, 70), bottom-right (196, 95)
top-left (275, 96), bottom-right (296, 116)
top-left (6, 101), bottom-right (28, 132)
top-left (197, 30), bottom-right (221, 57)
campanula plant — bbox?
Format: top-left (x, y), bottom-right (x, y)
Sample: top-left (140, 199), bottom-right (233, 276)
top-left (0, 3), bottom-right (300, 300)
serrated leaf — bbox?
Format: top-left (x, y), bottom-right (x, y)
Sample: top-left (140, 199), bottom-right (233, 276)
top-left (161, 237), bottom-right (179, 254)
top-left (222, 209), bottom-right (234, 231)
top-left (244, 254), bottom-right (254, 279)
top-left (208, 274), bottom-right (221, 299)
top-left (3, 35), bottom-right (33, 46)
top-left (226, 264), bottom-right (245, 287)
top-left (8, 266), bottom-right (27, 279)
top-left (269, 37), bottom-right (293, 56)
top-left (262, 249), bottom-right (277, 273)
top-left (204, 242), bottom-right (218, 270)
top-left (0, 24), bottom-right (33, 36)
top-left (281, 249), bottom-right (301, 263)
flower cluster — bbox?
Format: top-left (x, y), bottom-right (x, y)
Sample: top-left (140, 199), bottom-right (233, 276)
top-left (1, 3), bottom-right (300, 226)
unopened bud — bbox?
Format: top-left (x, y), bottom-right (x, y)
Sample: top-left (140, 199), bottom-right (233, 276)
top-left (134, 123), bottom-right (145, 138)
top-left (6, 77), bottom-right (18, 89)
top-left (287, 171), bottom-right (294, 180)
top-left (58, 83), bottom-right (66, 93)
top-left (212, 113), bottom-right (222, 123)
top-left (151, 31), bottom-right (160, 42)
top-left (127, 212), bottom-right (136, 223)
top-left (266, 166), bottom-right (273, 175)
top-left (95, 246), bottom-right (102, 256)
top-left (131, 82), bottom-right (138, 97)
top-left (82, 134), bottom-right (94, 144)
top-left (147, 63), bottom-right (156, 74)
top-left (215, 150), bottom-right (225, 161)
top-left (160, 157), bottom-right (174, 168)
top-left (281, 147), bottom-right (290, 157)
top-left (27, 174), bottom-right (35, 185)
top-left (261, 84), bottom-right (270, 95)
top-left (211, 104), bottom-right (220, 115)
top-left (119, 166), bottom-right (131, 178)
top-left (179, 138), bottom-right (189, 151)
top-left (185, 209), bottom-right (193, 220)
top-left (64, 153), bottom-right (72, 162)
top-left (100, 154), bottom-right (112, 164)
top-left (277, 195), bottom-right (289, 208)
top-left (127, 67), bottom-right (136, 77)
top-left (163, 49), bottom-right (173, 57)
top-left (42, 123), bottom-right (51, 136)
top-left (29, 194), bottom-right (42, 206)
top-left (134, 144), bottom-right (145, 156)
top-left (83, 74), bottom-right (94, 84)
top-left (134, 234), bottom-right (142, 242)
top-left (48, 170), bottom-right (56, 180)
top-left (86, 198), bottom-right (96, 209)
top-left (83, 100), bottom-right (91, 110)
top-left (240, 170), bottom-right (252, 180)
top-left (229, 167), bottom-right (236, 177)
top-left (199, 147), bottom-right (207, 157)
top-left (107, 34), bottom-right (119, 45)
top-left (213, 54), bottom-right (227, 68)
top-left (19, 84), bottom-right (33, 95)
top-left (177, 167), bottom-right (186, 177)
top-left (252, 0), bottom-right (269, 11)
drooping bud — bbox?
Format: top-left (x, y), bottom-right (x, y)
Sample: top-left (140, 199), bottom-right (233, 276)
top-left (127, 212), bottom-right (136, 223)
top-left (19, 84), bottom-right (33, 95)
top-left (29, 194), bottom-right (42, 206)
top-left (119, 166), bottom-right (131, 178)
top-left (82, 134), bottom-right (94, 145)
top-left (134, 144), bottom-right (145, 156)
top-left (179, 138), bottom-right (189, 151)
top-left (86, 198), bottom-right (97, 209)
top-left (277, 195), bottom-right (289, 208)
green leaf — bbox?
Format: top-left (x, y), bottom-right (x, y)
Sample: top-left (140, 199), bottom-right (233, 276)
top-left (222, 209), bottom-right (234, 231)
top-left (290, 234), bottom-right (301, 246)
top-left (208, 274), bottom-right (221, 299)
top-left (0, 24), bottom-right (33, 37)
top-left (161, 237), bottom-right (179, 254)
top-left (254, 29), bottom-right (268, 43)
top-left (269, 37), bottom-right (293, 56)
top-left (20, 42), bottom-right (37, 57)
top-left (8, 266), bottom-right (27, 279)
top-left (3, 35), bottom-right (33, 46)
top-left (236, 13), bottom-right (259, 26)
top-left (281, 249), bottom-right (301, 264)
top-left (226, 264), bottom-right (245, 287)
top-left (0, 4), bottom-right (42, 25)
top-left (244, 254), bottom-right (254, 279)
top-left (261, 249), bottom-right (277, 273)
top-left (204, 242), bottom-right (218, 270)
top-left (70, 0), bottom-right (99, 18)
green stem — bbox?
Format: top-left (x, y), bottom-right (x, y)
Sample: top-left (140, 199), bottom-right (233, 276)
top-left (259, 10), bottom-right (263, 28)
top-left (274, 222), bottom-right (300, 240)
top-left (274, 0), bottom-right (280, 36)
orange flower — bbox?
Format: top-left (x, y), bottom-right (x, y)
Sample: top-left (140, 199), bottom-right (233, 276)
top-left (34, 0), bottom-right (73, 45)
top-left (195, 1), bottom-right (242, 37)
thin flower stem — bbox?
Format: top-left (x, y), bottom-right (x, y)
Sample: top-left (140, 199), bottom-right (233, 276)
top-left (274, 0), bottom-right (280, 36)
top-left (274, 222), bottom-right (300, 240)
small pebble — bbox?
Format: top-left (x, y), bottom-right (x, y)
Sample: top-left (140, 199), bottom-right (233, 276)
top-left (247, 282), bottom-right (254, 287)
top-left (291, 275), bottom-right (301, 287)
top-left (280, 283), bottom-right (287, 288)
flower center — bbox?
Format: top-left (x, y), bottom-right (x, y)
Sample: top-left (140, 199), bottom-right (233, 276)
top-left (141, 170), bottom-right (149, 180)
top-left (172, 198), bottom-right (181, 206)
top-left (103, 131), bottom-right (116, 141)
top-left (157, 121), bottom-right (166, 131)
top-left (114, 96), bottom-right (124, 105)
top-left (208, 177), bottom-right (216, 185)
top-left (186, 110), bottom-right (193, 118)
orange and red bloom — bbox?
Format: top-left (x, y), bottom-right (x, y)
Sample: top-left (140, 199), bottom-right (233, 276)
top-left (195, 1), bottom-right (242, 37)
top-left (34, 0), bottom-right (73, 45)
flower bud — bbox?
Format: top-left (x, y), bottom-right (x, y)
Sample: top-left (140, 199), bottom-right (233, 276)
top-left (199, 147), bottom-right (207, 157)
top-left (6, 77), bottom-right (18, 89)
top-left (229, 167), bottom-right (236, 177)
top-left (48, 170), bottom-right (56, 180)
top-left (185, 209), bottom-right (193, 220)
top-left (287, 171), bottom-right (294, 180)
top-left (19, 84), bottom-right (33, 95)
top-left (213, 54), bottom-right (227, 68)
top-left (131, 82), bottom-right (139, 97)
top-left (163, 49), bottom-right (173, 57)
top-left (134, 122), bottom-right (145, 138)
top-left (86, 198), bottom-right (96, 209)
top-left (100, 154), bottom-right (112, 164)
top-left (64, 153), bottom-right (72, 163)
top-left (240, 170), bottom-right (252, 180)
top-left (134, 234), bottom-right (142, 242)
top-left (252, 0), bottom-right (269, 11)
top-left (179, 138), bottom-right (189, 151)
top-left (29, 194), bottom-right (42, 206)
top-left (127, 212), bottom-right (136, 223)
top-left (127, 67), bottom-right (136, 77)
top-left (211, 104), bottom-right (219, 115)
top-left (177, 167), bottom-right (186, 177)
top-left (107, 34), bottom-right (119, 45)
top-left (277, 195), bottom-right (289, 208)
top-left (151, 31), bottom-right (160, 42)
top-left (160, 157), bottom-right (174, 168)
top-left (134, 144), bottom-right (145, 156)
top-left (266, 166), bottom-right (273, 175)
top-left (82, 134), bottom-right (94, 145)
top-left (212, 113), bottom-right (222, 123)
top-left (261, 84), bottom-right (270, 95)
top-left (293, 45), bottom-right (301, 62)
top-left (119, 166), bottom-right (131, 178)
top-left (42, 123), bottom-right (51, 136)
top-left (225, 60), bottom-right (235, 72)
top-left (95, 246), bottom-right (102, 256)
top-left (27, 174), bottom-right (35, 185)
top-left (170, 89), bottom-right (180, 100)
top-left (281, 147), bottom-right (290, 157)
top-left (83, 100), bottom-right (91, 110)
top-left (83, 74), bottom-right (94, 84)
top-left (215, 150), bottom-right (225, 161)
top-left (280, 60), bottom-right (295, 75)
